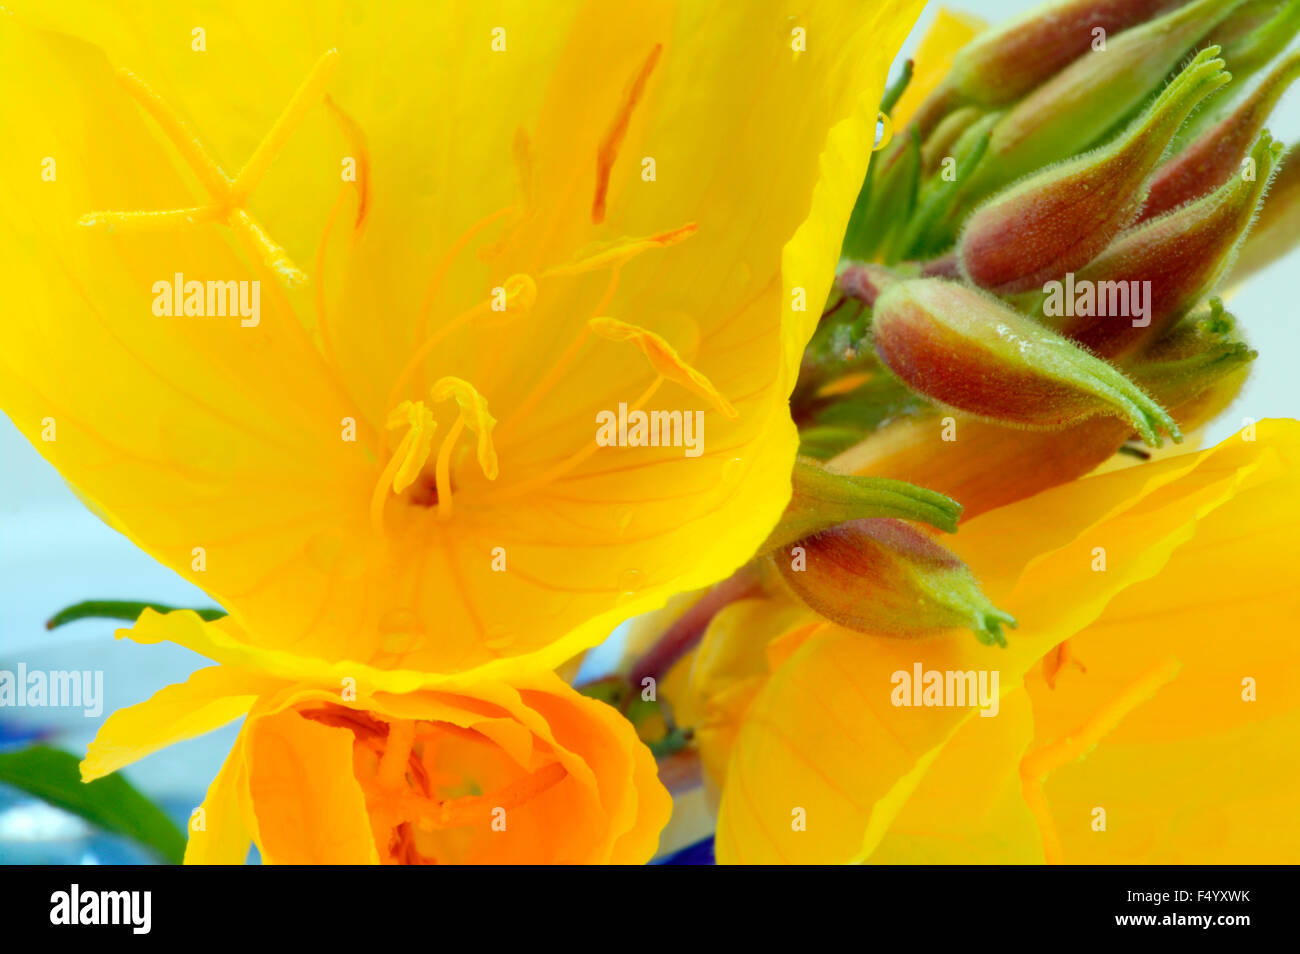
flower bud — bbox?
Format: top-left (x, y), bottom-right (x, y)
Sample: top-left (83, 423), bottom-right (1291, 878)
top-left (1125, 300), bottom-right (1257, 426)
top-left (920, 105), bottom-right (983, 174)
top-left (775, 518), bottom-right (1016, 646)
top-left (976, 1), bottom-right (1241, 190)
top-left (836, 262), bottom-right (902, 307)
top-left (1047, 132), bottom-right (1281, 358)
top-left (872, 278), bottom-right (1182, 446)
top-left (947, 0), bottom-right (1187, 108)
top-left (760, 458), bottom-right (961, 554)
top-left (959, 49), bottom-right (1231, 294)
top-left (1140, 51), bottom-right (1299, 221)
top-left (1228, 136), bottom-right (1300, 283)
top-left (1211, 0), bottom-right (1300, 80)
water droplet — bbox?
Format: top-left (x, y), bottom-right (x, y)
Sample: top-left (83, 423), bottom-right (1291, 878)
top-left (484, 623), bottom-right (513, 653)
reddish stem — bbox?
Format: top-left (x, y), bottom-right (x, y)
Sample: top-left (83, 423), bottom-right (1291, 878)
top-left (626, 564), bottom-right (763, 690)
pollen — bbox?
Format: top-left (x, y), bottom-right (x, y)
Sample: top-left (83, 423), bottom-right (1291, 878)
top-left (589, 316), bottom-right (739, 419)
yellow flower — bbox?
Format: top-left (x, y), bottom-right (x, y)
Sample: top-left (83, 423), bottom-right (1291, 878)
top-left (0, 0), bottom-right (924, 682)
top-left (82, 610), bottom-right (670, 864)
top-left (664, 420), bottom-right (1300, 863)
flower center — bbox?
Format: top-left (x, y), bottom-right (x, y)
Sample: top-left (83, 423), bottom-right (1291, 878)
top-left (299, 704), bottom-right (569, 865)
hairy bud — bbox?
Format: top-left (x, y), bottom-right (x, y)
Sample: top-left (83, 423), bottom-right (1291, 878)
top-left (976, 0), bottom-right (1242, 189)
top-left (959, 49), bottom-right (1230, 294)
top-left (1049, 132), bottom-right (1282, 357)
top-left (1141, 51), bottom-right (1299, 221)
top-left (872, 278), bottom-right (1183, 446)
top-left (775, 518), bottom-right (1015, 646)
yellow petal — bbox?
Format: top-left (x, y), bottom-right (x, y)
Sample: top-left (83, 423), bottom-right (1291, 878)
top-left (246, 706), bottom-right (381, 864)
top-left (1020, 425), bottom-right (1300, 862)
top-left (715, 420), bottom-right (1295, 863)
top-left (185, 730), bottom-right (256, 865)
top-left (1, 0), bottom-right (927, 677)
top-left (868, 688), bottom-right (1043, 864)
top-left (81, 665), bottom-right (276, 781)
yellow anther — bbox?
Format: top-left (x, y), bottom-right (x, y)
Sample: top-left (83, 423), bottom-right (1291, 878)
top-left (1020, 656), bottom-right (1181, 863)
top-left (369, 400), bottom-right (437, 529)
top-left (495, 273), bottom-right (538, 318)
top-left (589, 316), bottom-right (739, 419)
top-left (543, 223), bottom-right (698, 278)
top-left (385, 401), bottom-right (438, 493)
top-left (431, 377), bottom-right (499, 481)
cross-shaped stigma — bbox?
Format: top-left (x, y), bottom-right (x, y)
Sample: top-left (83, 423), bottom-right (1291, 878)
top-left (79, 49), bottom-right (340, 288)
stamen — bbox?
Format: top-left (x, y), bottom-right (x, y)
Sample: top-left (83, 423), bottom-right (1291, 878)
top-left (312, 185), bottom-right (351, 369)
top-left (368, 400), bottom-right (437, 530)
top-left (497, 223), bottom-right (696, 445)
top-left (589, 316), bottom-right (738, 418)
top-left (391, 274), bottom-right (535, 410)
top-left (592, 43), bottom-right (663, 224)
top-left (429, 377), bottom-right (500, 519)
top-left (414, 207), bottom-right (515, 342)
top-left (324, 95), bottom-right (371, 229)
top-left (232, 49), bottom-right (340, 200)
top-left (1020, 656), bottom-right (1181, 863)
top-left (543, 223), bottom-right (697, 278)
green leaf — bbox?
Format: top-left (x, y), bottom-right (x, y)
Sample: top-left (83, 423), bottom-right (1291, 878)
top-left (46, 600), bottom-right (226, 631)
top-left (0, 746), bottom-right (186, 864)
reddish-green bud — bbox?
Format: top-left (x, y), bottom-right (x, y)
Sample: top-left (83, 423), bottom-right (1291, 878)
top-left (776, 518), bottom-right (1015, 646)
top-left (1211, 0), bottom-right (1300, 78)
top-left (948, 0), bottom-right (1188, 107)
top-left (1141, 51), bottom-right (1299, 221)
top-left (872, 278), bottom-right (1183, 446)
top-left (959, 49), bottom-right (1231, 294)
top-left (1048, 132), bottom-right (1281, 357)
top-left (760, 459), bottom-right (961, 554)
top-left (977, 0), bottom-right (1242, 188)
top-left (1229, 136), bottom-right (1300, 282)
top-left (920, 105), bottom-right (984, 174)
top-left (837, 262), bottom-right (902, 307)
